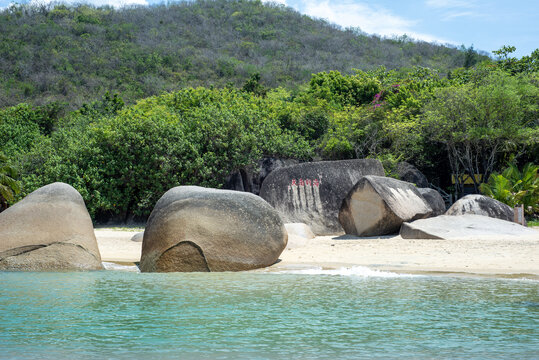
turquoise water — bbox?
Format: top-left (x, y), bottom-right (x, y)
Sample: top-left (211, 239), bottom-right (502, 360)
top-left (0, 268), bottom-right (538, 359)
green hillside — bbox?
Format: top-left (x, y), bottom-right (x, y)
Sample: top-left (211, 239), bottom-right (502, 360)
top-left (0, 0), bottom-right (486, 108)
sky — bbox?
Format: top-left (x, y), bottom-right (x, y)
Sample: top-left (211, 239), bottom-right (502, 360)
top-left (1, 0), bottom-right (537, 57)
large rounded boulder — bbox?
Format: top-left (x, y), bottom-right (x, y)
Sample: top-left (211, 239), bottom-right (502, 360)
top-left (339, 176), bottom-right (433, 236)
top-left (445, 194), bottom-right (513, 221)
top-left (0, 183), bottom-right (103, 271)
top-left (259, 159), bottom-right (385, 235)
top-left (140, 186), bottom-right (287, 272)
top-left (418, 188), bottom-right (446, 216)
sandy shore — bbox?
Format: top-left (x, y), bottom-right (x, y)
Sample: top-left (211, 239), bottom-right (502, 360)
top-left (95, 227), bottom-right (539, 277)
top-left (95, 228), bottom-right (143, 263)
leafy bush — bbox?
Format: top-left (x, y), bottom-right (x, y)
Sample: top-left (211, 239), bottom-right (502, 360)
top-left (20, 87), bottom-right (313, 220)
top-left (0, 152), bottom-right (21, 211)
top-left (480, 163), bottom-right (538, 216)
top-left (307, 71), bottom-right (381, 108)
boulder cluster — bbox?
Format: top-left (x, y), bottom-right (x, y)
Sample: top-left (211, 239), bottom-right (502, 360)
top-left (1, 159), bottom-right (534, 273)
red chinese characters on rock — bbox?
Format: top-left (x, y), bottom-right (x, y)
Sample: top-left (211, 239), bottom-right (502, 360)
top-left (289, 178), bottom-right (320, 187)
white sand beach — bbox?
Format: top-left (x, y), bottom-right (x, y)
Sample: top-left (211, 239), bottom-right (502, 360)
top-left (95, 226), bottom-right (539, 277)
top-left (95, 228), bottom-right (144, 263)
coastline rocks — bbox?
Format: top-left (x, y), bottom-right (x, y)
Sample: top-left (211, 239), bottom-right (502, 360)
top-left (259, 159), bottom-right (385, 235)
top-left (140, 186), bottom-right (287, 272)
top-left (397, 162), bottom-right (428, 187)
top-left (400, 214), bottom-right (539, 240)
top-left (0, 182), bottom-right (103, 271)
top-left (339, 176), bottom-right (433, 236)
top-left (446, 194), bottom-right (513, 221)
top-left (418, 188), bottom-right (446, 216)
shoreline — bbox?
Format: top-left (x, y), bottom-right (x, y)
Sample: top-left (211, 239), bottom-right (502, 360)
top-left (95, 227), bottom-right (539, 279)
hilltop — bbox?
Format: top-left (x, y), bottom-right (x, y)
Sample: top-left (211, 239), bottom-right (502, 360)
top-left (0, 0), bottom-right (486, 108)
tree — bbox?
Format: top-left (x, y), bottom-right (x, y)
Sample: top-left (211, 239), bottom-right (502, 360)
top-left (422, 71), bottom-right (538, 196)
top-left (241, 73), bottom-right (267, 97)
top-left (463, 45), bottom-right (477, 69)
top-left (0, 152), bottom-right (21, 212)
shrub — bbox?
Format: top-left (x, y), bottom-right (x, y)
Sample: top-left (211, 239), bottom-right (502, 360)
top-left (480, 163), bottom-right (538, 216)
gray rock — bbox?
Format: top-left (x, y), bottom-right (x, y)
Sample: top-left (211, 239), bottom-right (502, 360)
top-left (284, 223), bottom-right (315, 249)
top-left (224, 171), bottom-right (245, 192)
top-left (130, 232), bottom-right (144, 242)
top-left (397, 162), bottom-right (428, 187)
top-left (446, 194), bottom-right (513, 221)
top-left (0, 182), bottom-right (103, 271)
top-left (400, 214), bottom-right (539, 240)
top-left (418, 188), bottom-right (446, 216)
top-left (285, 223), bottom-right (315, 240)
top-left (224, 157), bottom-right (299, 194)
top-left (140, 186), bottom-right (287, 272)
top-left (339, 176), bottom-right (433, 236)
top-left (259, 159), bottom-right (385, 235)
top-left (256, 158), bottom-right (300, 195)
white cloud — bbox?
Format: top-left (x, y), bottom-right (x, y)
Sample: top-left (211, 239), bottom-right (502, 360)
top-left (0, 2), bottom-right (15, 10)
top-left (425, 0), bottom-right (475, 8)
top-left (425, 0), bottom-right (481, 21)
top-left (301, 0), bottom-right (452, 44)
top-left (442, 11), bottom-right (475, 20)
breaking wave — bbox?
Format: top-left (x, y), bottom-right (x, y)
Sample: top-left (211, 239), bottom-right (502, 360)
top-left (102, 262), bottom-right (140, 272)
top-left (278, 266), bottom-right (419, 278)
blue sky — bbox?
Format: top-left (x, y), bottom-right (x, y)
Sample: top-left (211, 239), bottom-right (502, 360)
top-left (2, 0), bottom-right (537, 57)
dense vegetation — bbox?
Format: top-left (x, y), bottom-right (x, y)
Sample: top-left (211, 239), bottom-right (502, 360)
top-left (2, 50), bottom-right (537, 221)
top-left (0, 2), bottom-right (537, 222)
top-left (0, 0), bottom-right (487, 109)
top-left (0, 152), bottom-right (21, 212)
top-left (481, 163), bottom-right (538, 216)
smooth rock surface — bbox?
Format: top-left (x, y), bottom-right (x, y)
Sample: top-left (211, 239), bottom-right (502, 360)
top-left (339, 176), bottom-right (433, 236)
top-left (397, 162), bottom-right (428, 187)
top-left (130, 232), bottom-right (144, 242)
top-left (400, 214), bottom-right (539, 240)
top-left (140, 186), bottom-right (287, 272)
top-left (285, 223), bottom-right (315, 240)
top-left (418, 188), bottom-right (446, 216)
top-left (259, 159), bottom-right (385, 235)
top-left (446, 194), bottom-right (513, 221)
top-left (0, 182), bottom-right (103, 271)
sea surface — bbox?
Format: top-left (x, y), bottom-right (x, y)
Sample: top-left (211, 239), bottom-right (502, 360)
top-left (0, 266), bottom-right (538, 359)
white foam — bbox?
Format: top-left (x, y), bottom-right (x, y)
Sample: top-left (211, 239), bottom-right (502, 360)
top-left (102, 262), bottom-right (140, 272)
top-left (278, 266), bottom-right (419, 278)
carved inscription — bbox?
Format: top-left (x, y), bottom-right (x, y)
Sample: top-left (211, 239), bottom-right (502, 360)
top-left (287, 178), bottom-right (323, 213)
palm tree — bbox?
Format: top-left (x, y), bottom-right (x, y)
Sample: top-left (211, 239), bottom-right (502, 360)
top-left (0, 152), bottom-right (21, 212)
